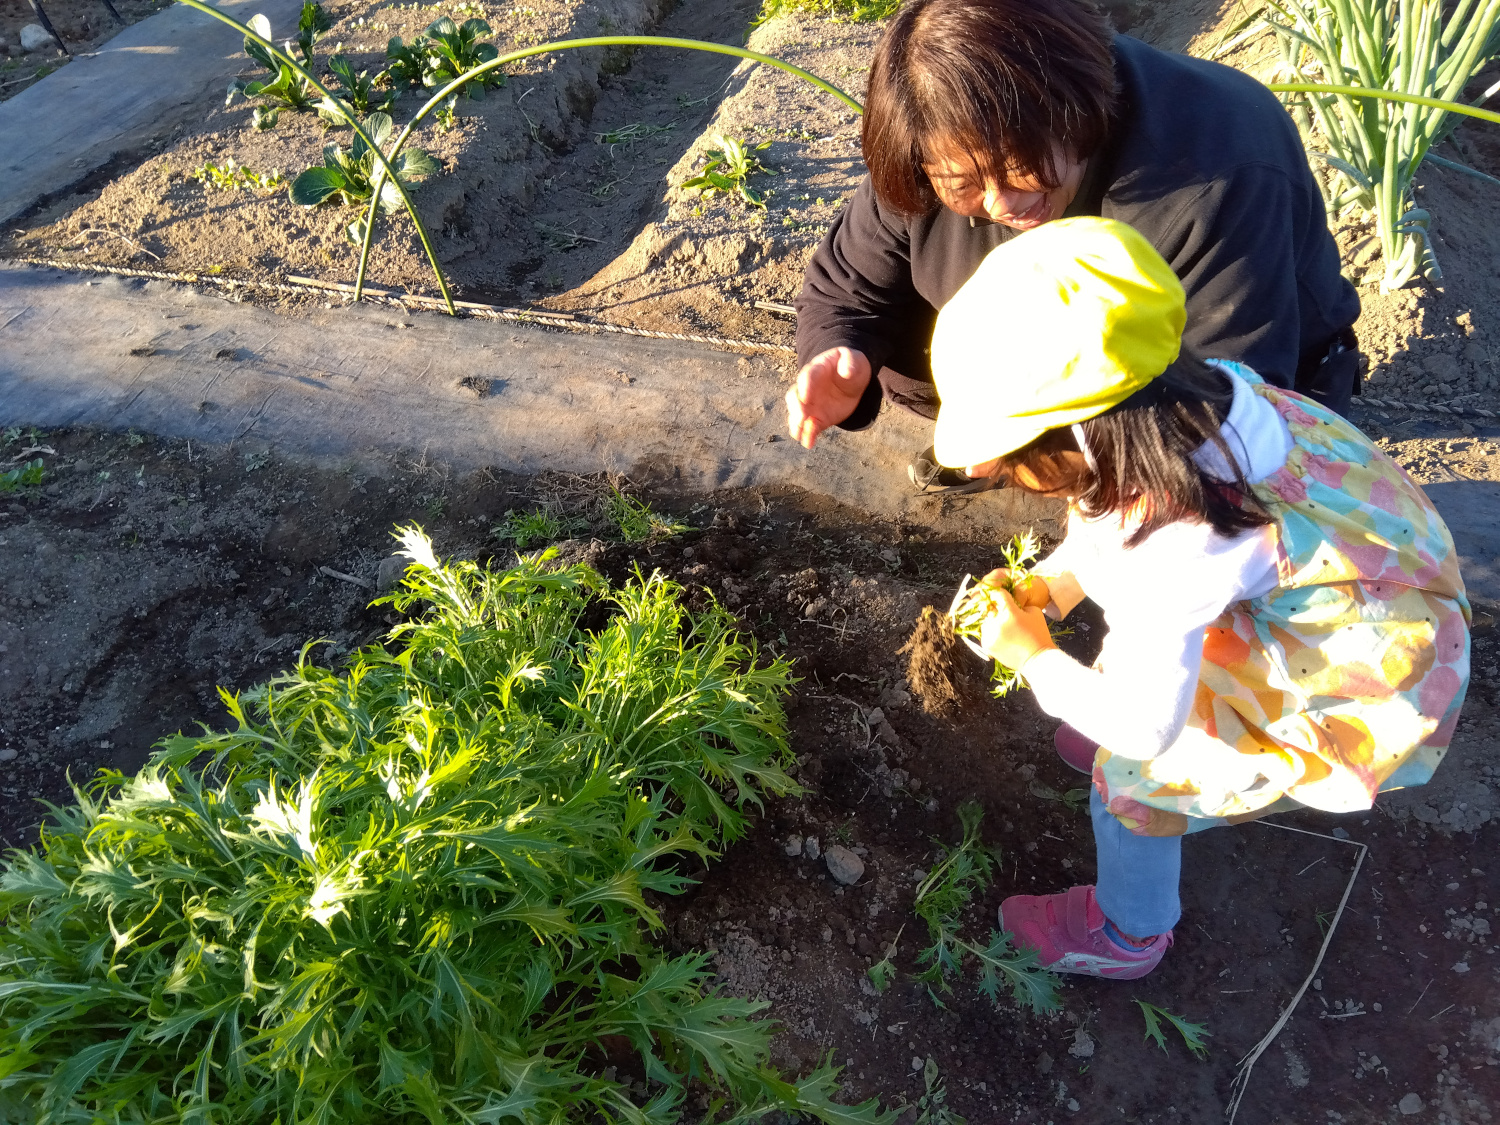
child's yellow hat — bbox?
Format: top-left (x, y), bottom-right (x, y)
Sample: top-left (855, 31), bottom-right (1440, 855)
top-left (931, 217), bottom-right (1185, 468)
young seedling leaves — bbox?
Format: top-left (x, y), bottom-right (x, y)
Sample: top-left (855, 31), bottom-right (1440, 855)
top-left (972, 930), bottom-right (1063, 1014)
top-left (294, 1), bottom-right (334, 67)
top-left (682, 135), bottom-right (776, 209)
top-left (290, 112), bottom-right (439, 237)
top-left (243, 11), bottom-right (277, 72)
top-left (322, 54), bottom-right (396, 119)
top-left (422, 17), bottom-right (503, 98)
top-left (1135, 1000), bottom-right (1211, 1059)
top-left (866, 957), bottom-right (895, 994)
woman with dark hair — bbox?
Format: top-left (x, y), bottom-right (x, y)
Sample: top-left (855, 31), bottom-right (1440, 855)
top-left (931, 218), bottom-right (1466, 978)
top-left (785, 0), bottom-right (1362, 489)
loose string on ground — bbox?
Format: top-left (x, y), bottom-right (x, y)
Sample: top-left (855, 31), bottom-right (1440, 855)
top-left (1354, 395), bottom-right (1499, 420)
top-left (4, 257), bottom-right (798, 357)
top-left (1225, 820), bottom-right (1369, 1123)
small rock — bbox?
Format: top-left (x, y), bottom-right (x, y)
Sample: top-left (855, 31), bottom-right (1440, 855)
top-left (1312, 978), bottom-right (1322, 991)
top-left (910, 1056), bottom-right (922, 1072)
top-left (1452, 961), bottom-right (1470, 973)
top-left (1424, 353), bottom-right (1462, 383)
top-left (1462, 340), bottom-right (1489, 366)
top-left (1331, 827), bottom-right (1350, 839)
top-left (824, 844), bottom-right (865, 885)
top-left (784, 834), bottom-right (803, 857)
top-left (1036, 1051), bottom-right (1054, 1075)
top-left (376, 553), bottom-right (416, 593)
top-left (1446, 882), bottom-right (1461, 891)
top-left (1068, 1030), bottom-right (1095, 1059)
top-left (0, 748), bottom-right (16, 762)
top-left (1472, 917), bottom-right (1490, 936)
top-left (1373, 1002), bottom-right (1382, 1012)
top-left (1067, 1099), bottom-right (1080, 1113)
top-left (19, 24), bottom-right (53, 52)
top-left (1412, 803), bottom-right (1441, 825)
top-left (803, 596), bottom-right (829, 619)
top-left (1421, 383), bottom-right (1440, 396)
top-left (1398, 1092), bottom-right (1424, 1115)
top-left (803, 835), bottom-right (821, 861)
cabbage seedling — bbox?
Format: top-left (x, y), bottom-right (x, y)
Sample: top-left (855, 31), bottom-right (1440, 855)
top-left (321, 53), bottom-right (396, 119)
top-left (422, 16), bottom-right (504, 98)
top-left (290, 112), bottom-right (438, 241)
top-left (291, 0), bottom-right (333, 67)
top-left (228, 14), bottom-right (318, 113)
top-left (682, 134), bottom-right (776, 208)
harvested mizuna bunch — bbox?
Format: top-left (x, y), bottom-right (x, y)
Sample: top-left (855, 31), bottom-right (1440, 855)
top-left (947, 531), bottom-right (1056, 697)
top-left (0, 528), bottom-right (891, 1125)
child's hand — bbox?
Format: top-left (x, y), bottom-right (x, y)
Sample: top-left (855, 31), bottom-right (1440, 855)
top-left (980, 568), bottom-right (1051, 611)
top-left (976, 585), bottom-right (1057, 671)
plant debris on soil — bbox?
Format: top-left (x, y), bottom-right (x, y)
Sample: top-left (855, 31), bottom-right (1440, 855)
top-left (1, 424), bottom-right (1497, 1122)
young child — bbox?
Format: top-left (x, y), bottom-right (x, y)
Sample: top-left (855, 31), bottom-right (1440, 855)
top-left (929, 217), bottom-right (1470, 979)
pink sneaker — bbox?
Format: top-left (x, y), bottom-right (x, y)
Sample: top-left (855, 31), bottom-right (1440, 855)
top-left (999, 885), bottom-right (1172, 980)
top-left (1053, 724), bottom-right (1099, 774)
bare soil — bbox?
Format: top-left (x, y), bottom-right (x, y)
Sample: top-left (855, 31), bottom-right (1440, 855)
top-left (2, 424), bottom-right (1496, 1123)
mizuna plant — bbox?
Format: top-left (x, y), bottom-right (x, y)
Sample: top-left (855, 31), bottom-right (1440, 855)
top-left (1261, 0), bottom-right (1500, 289)
top-left (947, 532), bottom-right (1062, 698)
top-left (171, 0), bottom-right (861, 315)
top-left (0, 528), bottom-right (894, 1125)
top-left (912, 802), bottom-right (1062, 1014)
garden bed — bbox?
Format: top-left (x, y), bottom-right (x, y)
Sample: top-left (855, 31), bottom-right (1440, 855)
top-left (1, 423), bottom-right (1496, 1122)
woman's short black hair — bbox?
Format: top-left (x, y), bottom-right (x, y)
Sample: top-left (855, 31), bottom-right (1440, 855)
top-left (996, 356), bottom-right (1274, 547)
top-left (864, 0), bottom-right (1118, 214)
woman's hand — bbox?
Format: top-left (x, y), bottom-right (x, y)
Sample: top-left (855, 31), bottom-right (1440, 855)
top-left (973, 579), bottom-right (1057, 671)
top-left (785, 347), bottom-right (871, 449)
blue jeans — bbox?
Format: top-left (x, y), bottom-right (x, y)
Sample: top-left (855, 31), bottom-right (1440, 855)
top-left (1091, 787), bottom-right (1183, 936)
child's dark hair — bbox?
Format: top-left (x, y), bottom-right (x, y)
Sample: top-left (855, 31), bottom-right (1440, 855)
top-left (995, 356), bottom-right (1273, 547)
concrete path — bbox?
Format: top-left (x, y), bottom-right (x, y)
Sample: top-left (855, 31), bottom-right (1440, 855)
top-left (0, 263), bottom-right (1055, 539)
top-left (0, 0), bottom-right (304, 226)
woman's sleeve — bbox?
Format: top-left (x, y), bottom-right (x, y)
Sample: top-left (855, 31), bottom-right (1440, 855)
top-left (794, 178), bottom-right (933, 430)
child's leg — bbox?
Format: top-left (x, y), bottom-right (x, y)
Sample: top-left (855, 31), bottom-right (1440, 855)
top-left (1090, 786), bottom-right (1182, 937)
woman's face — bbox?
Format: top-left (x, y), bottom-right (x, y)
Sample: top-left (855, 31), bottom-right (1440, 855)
top-left (923, 140), bottom-right (1086, 231)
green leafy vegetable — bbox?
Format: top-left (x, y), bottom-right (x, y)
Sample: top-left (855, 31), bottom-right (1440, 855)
top-left (0, 458), bottom-right (45, 493)
top-left (911, 802), bottom-right (1062, 1013)
top-left (607, 486), bottom-right (689, 543)
top-left (913, 1056), bottom-right (966, 1125)
top-left (293, 0), bottom-right (333, 67)
top-left (384, 17), bottom-right (504, 99)
top-left (422, 16), bottom-right (504, 98)
top-left (1135, 1000), bottom-right (1212, 1058)
top-left (0, 527), bottom-right (894, 1125)
top-left (290, 112), bottom-right (439, 241)
top-left (948, 531), bottom-right (1068, 697)
top-left (682, 135), bottom-right (776, 208)
top-left (322, 53), bottom-right (396, 118)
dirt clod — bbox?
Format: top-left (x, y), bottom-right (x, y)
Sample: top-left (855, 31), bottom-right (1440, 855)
top-left (900, 605), bottom-right (963, 716)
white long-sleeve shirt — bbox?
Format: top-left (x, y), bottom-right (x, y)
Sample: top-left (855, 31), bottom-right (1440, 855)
top-left (1022, 368), bottom-right (1292, 760)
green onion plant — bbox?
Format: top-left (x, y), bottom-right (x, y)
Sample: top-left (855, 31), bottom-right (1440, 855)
top-left (0, 527), bottom-right (894, 1124)
top-left (1262, 0), bottom-right (1500, 289)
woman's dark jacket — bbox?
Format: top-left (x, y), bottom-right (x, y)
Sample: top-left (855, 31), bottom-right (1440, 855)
top-left (795, 34), bottom-right (1361, 429)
